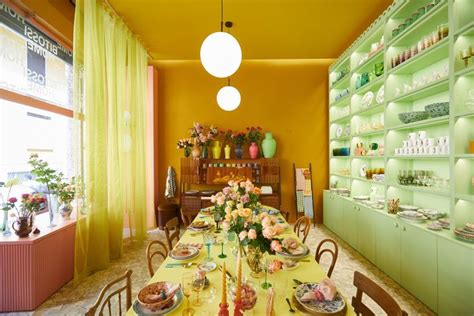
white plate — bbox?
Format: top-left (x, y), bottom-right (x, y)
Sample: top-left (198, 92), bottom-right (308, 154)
top-left (282, 260), bottom-right (300, 271)
top-left (198, 261), bottom-right (217, 272)
top-left (336, 127), bottom-right (343, 138)
top-left (353, 195), bottom-right (370, 201)
top-left (376, 85), bottom-right (385, 104)
top-left (398, 205), bottom-right (419, 211)
top-left (359, 165), bottom-right (368, 178)
top-left (361, 91), bottom-right (374, 108)
top-left (169, 246), bottom-right (199, 261)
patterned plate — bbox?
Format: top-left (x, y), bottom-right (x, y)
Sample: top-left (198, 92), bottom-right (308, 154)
top-left (133, 289), bottom-right (183, 315)
top-left (188, 221), bottom-right (212, 231)
top-left (293, 283), bottom-right (346, 315)
top-left (277, 244), bottom-right (310, 259)
top-left (169, 246), bottom-right (199, 260)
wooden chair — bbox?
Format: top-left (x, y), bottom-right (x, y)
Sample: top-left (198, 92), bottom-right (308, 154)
top-left (315, 238), bottom-right (339, 278)
top-left (280, 210), bottom-right (290, 222)
top-left (352, 271), bottom-right (408, 316)
top-left (86, 270), bottom-right (132, 316)
top-left (164, 217), bottom-right (180, 250)
top-left (181, 209), bottom-right (199, 227)
top-left (294, 216), bottom-right (311, 243)
top-left (146, 240), bottom-right (168, 277)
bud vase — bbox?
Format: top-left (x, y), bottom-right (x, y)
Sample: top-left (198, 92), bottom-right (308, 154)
top-left (2, 210), bottom-right (11, 236)
top-left (249, 142), bottom-right (259, 159)
top-left (235, 144), bottom-right (243, 159)
top-left (212, 141), bottom-right (222, 159)
top-left (224, 145), bottom-right (231, 159)
top-left (201, 145), bottom-right (209, 158)
top-left (60, 202), bottom-right (73, 220)
top-left (184, 147), bottom-right (191, 157)
top-left (46, 193), bottom-right (56, 227)
top-left (262, 132), bottom-right (277, 158)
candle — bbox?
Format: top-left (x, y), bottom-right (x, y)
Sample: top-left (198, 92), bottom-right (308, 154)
top-left (236, 250), bottom-right (242, 301)
top-left (222, 263), bottom-right (227, 304)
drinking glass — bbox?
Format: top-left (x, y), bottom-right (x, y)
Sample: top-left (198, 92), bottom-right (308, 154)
top-left (192, 271), bottom-right (206, 306)
top-left (261, 255), bottom-right (272, 289)
top-left (213, 212), bottom-right (222, 233)
top-left (203, 232), bottom-right (214, 261)
top-left (182, 272), bottom-right (195, 315)
top-left (218, 237), bottom-right (227, 259)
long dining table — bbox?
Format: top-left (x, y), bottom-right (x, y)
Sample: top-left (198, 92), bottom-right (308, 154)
top-left (127, 208), bottom-right (356, 315)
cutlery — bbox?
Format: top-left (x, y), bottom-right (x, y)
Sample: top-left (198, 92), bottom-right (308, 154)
top-left (286, 298), bottom-right (296, 313)
top-left (293, 279), bottom-right (303, 285)
top-left (218, 265), bottom-right (234, 281)
top-left (165, 262), bottom-right (196, 268)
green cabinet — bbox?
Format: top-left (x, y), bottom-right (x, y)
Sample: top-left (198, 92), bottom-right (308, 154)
top-left (323, 191), bottom-right (343, 236)
top-left (356, 205), bottom-right (376, 263)
top-left (375, 213), bottom-right (402, 283)
top-left (342, 200), bottom-right (358, 248)
top-left (400, 223), bottom-right (438, 312)
top-left (437, 237), bottom-right (474, 315)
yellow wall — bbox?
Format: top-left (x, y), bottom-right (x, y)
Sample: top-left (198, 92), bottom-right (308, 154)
top-left (155, 59), bottom-right (332, 222)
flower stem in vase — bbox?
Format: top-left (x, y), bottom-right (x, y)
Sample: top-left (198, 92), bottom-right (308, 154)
top-left (261, 257), bottom-right (272, 289)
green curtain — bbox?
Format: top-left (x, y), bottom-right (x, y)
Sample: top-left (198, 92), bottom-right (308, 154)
top-left (73, 0), bottom-right (148, 281)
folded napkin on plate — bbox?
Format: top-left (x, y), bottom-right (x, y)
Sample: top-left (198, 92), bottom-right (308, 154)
top-left (177, 243), bottom-right (203, 249)
top-left (265, 287), bottom-right (275, 316)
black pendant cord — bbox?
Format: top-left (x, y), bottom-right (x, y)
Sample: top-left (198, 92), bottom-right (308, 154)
top-left (228, 78), bottom-right (231, 86)
top-left (220, 0), bottom-right (224, 31)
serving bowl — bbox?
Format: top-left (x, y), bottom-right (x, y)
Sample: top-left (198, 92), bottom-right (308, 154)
top-left (398, 111), bottom-right (429, 124)
top-left (425, 102), bottom-right (449, 118)
top-left (137, 282), bottom-right (181, 311)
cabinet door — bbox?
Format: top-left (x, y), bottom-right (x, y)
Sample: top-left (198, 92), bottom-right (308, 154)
top-left (400, 224), bottom-right (438, 312)
top-left (323, 191), bottom-right (335, 231)
top-left (342, 200), bottom-right (358, 248)
top-left (437, 237), bottom-right (474, 315)
top-left (375, 214), bottom-right (401, 283)
top-left (356, 205), bottom-right (376, 263)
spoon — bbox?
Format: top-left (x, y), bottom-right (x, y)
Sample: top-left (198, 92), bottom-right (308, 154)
top-left (286, 298), bottom-right (296, 313)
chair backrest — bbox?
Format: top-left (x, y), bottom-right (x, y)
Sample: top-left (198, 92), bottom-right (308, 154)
top-left (315, 238), bottom-right (339, 278)
top-left (352, 271), bottom-right (408, 316)
top-left (146, 240), bottom-right (168, 277)
top-left (281, 210), bottom-right (290, 222)
top-left (293, 216), bottom-right (311, 243)
top-left (86, 270), bottom-right (132, 316)
top-left (181, 209), bottom-right (199, 227)
top-left (164, 217), bottom-right (180, 250)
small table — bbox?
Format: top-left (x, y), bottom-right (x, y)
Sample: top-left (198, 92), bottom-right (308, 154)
top-left (0, 213), bottom-right (76, 312)
top-left (127, 208), bottom-right (355, 315)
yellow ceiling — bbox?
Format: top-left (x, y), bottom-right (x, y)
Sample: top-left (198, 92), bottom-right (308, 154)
top-left (109, 0), bottom-right (393, 60)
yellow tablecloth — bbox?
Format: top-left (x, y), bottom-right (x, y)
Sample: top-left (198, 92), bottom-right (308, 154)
top-left (127, 211), bottom-right (356, 315)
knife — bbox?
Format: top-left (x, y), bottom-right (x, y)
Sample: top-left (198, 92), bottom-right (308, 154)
top-left (293, 279), bottom-right (303, 285)
top-left (218, 265), bottom-right (234, 281)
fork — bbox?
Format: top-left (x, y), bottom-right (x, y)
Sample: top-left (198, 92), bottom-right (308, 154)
top-left (286, 298), bottom-right (296, 313)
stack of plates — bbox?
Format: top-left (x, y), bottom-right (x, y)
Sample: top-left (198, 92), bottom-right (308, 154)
top-left (169, 246), bottom-right (200, 260)
top-left (353, 195), bottom-right (369, 201)
top-left (438, 218), bottom-right (450, 229)
top-left (418, 208), bottom-right (445, 220)
top-left (337, 188), bottom-right (351, 197)
top-left (454, 223), bottom-right (474, 243)
top-left (397, 210), bottom-right (427, 223)
top-left (399, 205), bottom-right (419, 212)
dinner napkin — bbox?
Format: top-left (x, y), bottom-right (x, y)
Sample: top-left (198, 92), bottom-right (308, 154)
top-left (265, 288), bottom-right (275, 316)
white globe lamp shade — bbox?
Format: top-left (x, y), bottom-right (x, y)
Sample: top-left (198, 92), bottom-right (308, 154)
top-left (217, 86), bottom-right (241, 111)
top-left (200, 32), bottom-right (242, 78)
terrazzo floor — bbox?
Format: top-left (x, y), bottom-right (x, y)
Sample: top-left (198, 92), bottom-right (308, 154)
top-left (2, 224), bottom-right (434, 316)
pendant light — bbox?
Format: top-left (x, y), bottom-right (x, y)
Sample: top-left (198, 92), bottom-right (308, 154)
top-left (217, 79), bottom-right (240, 111)
top-left (200, 1), bottom-right (242, 78)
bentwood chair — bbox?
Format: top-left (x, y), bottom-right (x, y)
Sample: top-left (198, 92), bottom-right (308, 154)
top-left (352, 271), bottom-right (408, 316)
top-left (146, 240), bottom-right (168, 277)
top-left (86, 270), bottom-right (132, 316)
top-left (294, 216), bottom-right (311, 243)
top-left (315, 238), bottom-right (339, 278)
top-left (164, 217), bottom-right (180, 250)
top-left (180, 209), bottom-right (200, 227)
top-left (280, 209), bottom-right (290, 222)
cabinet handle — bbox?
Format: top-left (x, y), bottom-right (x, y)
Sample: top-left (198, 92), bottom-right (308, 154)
top-left (394, 223), bottom-right (398, 228)
top-left (402, 226), bottom-right (406, 231)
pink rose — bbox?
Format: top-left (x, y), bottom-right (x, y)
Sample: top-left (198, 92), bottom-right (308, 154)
top-left (240, 181), bottom-right (246, 188)
top-left (263, 226), bottom-right (276, 239)
top-left (271, 240), bottom-right (282, 252)
top-left (262, 216), bottom-right (273, 228)
top-left (21, 193), bottom-right (30, 199)
top-left (8, 197), bottom-right (17, 203)
top-left (239, 231), bottom-right (248, 241)
top-left (268, 260), bottom-right (283, 274)
top-left (223, 187), bottom-right (231, 195)
top-left (210, 195), bottom-right (217, 203)
top-left (274, 224), bottom-right (285, 234)
top-left (248, 229), bottom-right (257, 240)
top-left (222, 221), bottom-right (230, 231)
top-left (217, 196), bottom-right (225, 206)
top-left (240, 194), bottom-right (250, 203)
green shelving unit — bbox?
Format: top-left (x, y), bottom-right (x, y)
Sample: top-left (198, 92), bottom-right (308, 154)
top-left (327, 1), bottom-right (474, 314)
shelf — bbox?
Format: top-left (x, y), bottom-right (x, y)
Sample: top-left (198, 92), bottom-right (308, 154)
top-left (387, 115), bottom-right (449, 131)
top-left (388, 183), bottom-right (450, 196)
top-left (330, 173), bottom-right (351, 179)
top-left (455, 194), bottom-right (474, 202)
top-left (352, 177), bottom-right (385, 185)
top-left (388, 78), bottom-right (449, 103)
top-left (387, 155), bottom-right (449, 160)
top-left (330, 156), bottom-right (351, 159)
top-left (330, 74), bottom-right (350, 90)
top-left (388, 2), bottom-right (448, 47)
top-left (330, 114), bottom-right (351, 124)
top-left (455, 154), bottom-right (474, 159)
top-left (454, 66), bottom-right (474, 78)
top-left (454, 110), bottom-right (474, 119)
top-left (330, 136), bottom-right (350, 142)
top-left (387, 37), bottom-right (449, 75)
top-left (352, 129), bottom-right (385, 138)
top-left (330, 94), bottom-right (351, 107)
top-left (351, 102), bottom-right (385, 117)
top-left (351, 156), bottom-right (384, 159)
top-left (353, 75), bottom-right (384, 96)
top-left (351, 49), bottom-right (384, 75)
top-left (454, 21), bottom-right (474, 38)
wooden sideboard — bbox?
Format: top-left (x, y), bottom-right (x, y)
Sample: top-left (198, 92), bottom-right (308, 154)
top-left (0, 213), bottom-right (76, 312)
top-left (180, 158), bottom-right (281, 210)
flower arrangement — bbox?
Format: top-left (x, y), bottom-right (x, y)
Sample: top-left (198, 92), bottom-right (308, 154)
top-left (1, 178), bottom-right (20, 212)
top-left (222, 129), bottom-right (233, 145)
top-left (189, 122), bottom-right (219, 147)
top-left (212, 180), bottom-right (284, 254)
top-left (56, 179), bottom-right (75, 205)
top-left (177, 138), bottom-right (193, 157)
top-left (230, 131), bottom-right (247, 147)
top-left (246, 126), bottom-right (263, 144)
top-left (18, 193), bottom-right (46, 217)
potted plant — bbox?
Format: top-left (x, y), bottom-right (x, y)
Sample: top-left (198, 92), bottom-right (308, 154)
top-left (11, 193), bottom-right (46, 237)
top-left (177, 138), bottom-right (193, 157)
top-left (246, 126), bottom-right (263, 159)
top-left (230, 132), bottom-right (247, 159)
top-left (56, 178), bottom-right (75, 219)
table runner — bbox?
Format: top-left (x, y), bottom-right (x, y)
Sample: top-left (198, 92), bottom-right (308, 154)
top-left (127, 209), bottom-right (355, 315)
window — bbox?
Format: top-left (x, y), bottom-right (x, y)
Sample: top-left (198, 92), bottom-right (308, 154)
top-left (0, 2), bottom-right (73, 223)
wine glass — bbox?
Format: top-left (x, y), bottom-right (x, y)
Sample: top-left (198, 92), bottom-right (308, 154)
top-left (213, 212), bottom-right (222, 233)
top-left (203, 232), bottom-right (214, 261)
top-left (218, 237), bottom-right (227, 259)
top-left (192, 271), bottom-right (206, 306)
top-left (181, 272), bottom-right (195, 315)
top-left (261, 255), bottom-right (272, 289)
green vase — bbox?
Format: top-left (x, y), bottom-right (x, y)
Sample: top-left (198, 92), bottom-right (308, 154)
top-left (262, 132), bottom-right (276, 158)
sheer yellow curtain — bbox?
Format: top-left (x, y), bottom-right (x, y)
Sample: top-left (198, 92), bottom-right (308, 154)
top-left (73, 0), bottom-right (148, 281)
